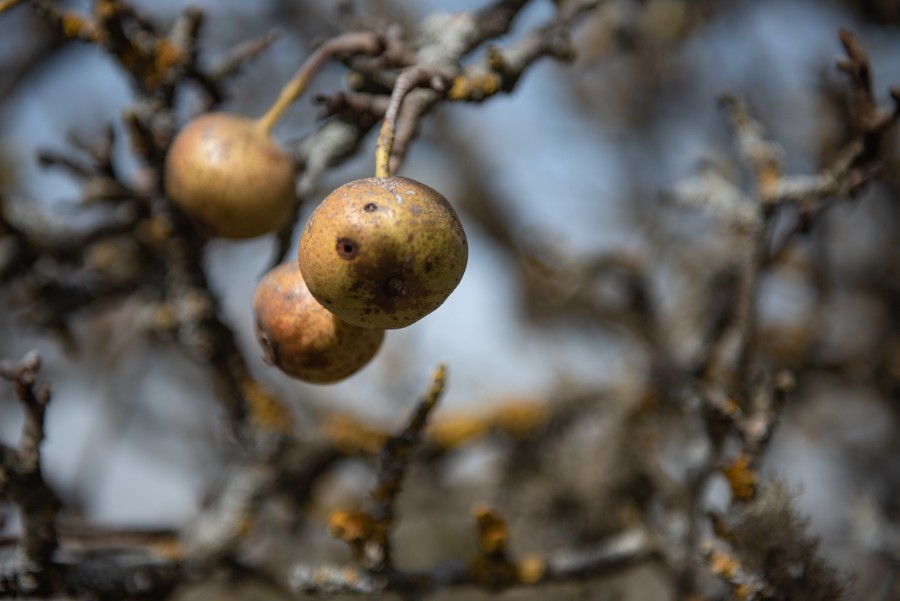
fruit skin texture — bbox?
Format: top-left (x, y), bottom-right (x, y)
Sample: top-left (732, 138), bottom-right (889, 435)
top-left (164, 112), bottom-right (296, 239)
top-left (252, 261), bottom-right (385, 384)
top-left (298, 176), bottom-right (468, 329)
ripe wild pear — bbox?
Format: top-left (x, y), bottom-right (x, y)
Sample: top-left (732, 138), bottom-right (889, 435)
top-left (164, 113), bottom-right (296, 239)
top-left (252, 261), bottom-right (384, 383)
top-left (298, 68), bottom-right (468, 329)
top-left (298, 176), bottom-right (468, 329)
top-left (164, 33), bottom-right (381, 239)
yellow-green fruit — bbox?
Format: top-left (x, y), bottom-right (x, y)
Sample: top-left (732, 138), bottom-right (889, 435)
top-left (298, 176), bottom-right (468, 329)
top-left (164, 112), bottom-right (296, 239)
top-left (252, 261), bottom-right (384, 384)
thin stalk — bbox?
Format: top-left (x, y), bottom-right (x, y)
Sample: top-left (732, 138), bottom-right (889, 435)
top-left (375, 67), bottom-right (433, 178)
top-left (256, 32), bottom-right (381, 136)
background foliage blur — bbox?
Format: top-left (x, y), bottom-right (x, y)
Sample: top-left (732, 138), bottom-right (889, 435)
top-left (1, 1), bottom-right (899, 599)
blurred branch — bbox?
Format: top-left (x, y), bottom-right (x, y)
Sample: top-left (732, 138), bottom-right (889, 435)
top-left (0, 355), bottom-right (184, 599)
top-left (652, 27), bottom-right (898, 597)
top-left (836, 28), bottom-right (900, 164)
top-left (20, 0), bottom-right (196, 96)
top-left (706, 481), bottom-right (848, 599)
top-left (448, 0), bottom-right (594, 101)
top-left (145, 196), bottom-right (294, 450)
top-left (310, 371), bottom-right (663, 597)
top-left (329, 365), bottom-right (446, 572)
top-left (702, 26), bottom-right (899, 387)
top-left (180, 461), bottom-right (278, 565)
top-left (209, 29), bottom-right (281, 81)
top-left (296, 0), bottom-right (597, 193)
top-left (292, 527), bottom-right (659, 596)
top-left (0, 351), bottom-right (61, 596)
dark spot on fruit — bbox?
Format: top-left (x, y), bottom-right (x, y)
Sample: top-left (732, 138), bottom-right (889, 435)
top-left (424, 258), bottom-right (433, 273)
top-left (364, 202), bottom-right (378, 212)
top-left (384, 276), bottom-right (408, 297)
top-left (298, 352), bottom-right (329, 369)
top-left (336, 237), bottom-right (359, 260)
top-left (256, 330), bottom-right (281, 368)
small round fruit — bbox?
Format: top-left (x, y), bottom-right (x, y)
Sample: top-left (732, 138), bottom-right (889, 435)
top-left (298, 176), bottom-right (468, 329)
top-left (252, 261), bottom-right (384, 384)
top-left (164, 112), bottom-right (296, 239)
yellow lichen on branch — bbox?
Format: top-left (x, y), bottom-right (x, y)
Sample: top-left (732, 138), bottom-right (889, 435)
top-left (429, 398), bottom-right (549, 447)
top-left (492, 400), bottom-right (548, 438)
top-left (113, 39), bottom-right (183, 92)
top-left (324, 413), bottom-right (388, 455)
top-left (703, 544), bottom-right (768, 600)
top-left (329, 509), bottom-right (376, 547)
top-left (469, 504), bottom-right (520, 590)
top-left (240, 378), bottom-right (294, 436)
top-left (706, 546), bottom-right (740, 582)
top-left (721, 454), bottom-right (758, 502)
top-left (93, 0), bottom-right (118, 20)
top-left (517, 554), bottom-right (547, 585)
top-left (147, 38), bottom-right (183, 88)
top-left (323, 396), bottom-right (549, 455)
top-left (322, 396), bottom-right (550, 461)
top-left (20, 0), bottom-right (187, 93)
top-left (0, 0), bottom-right (23, 13)
top-left (326, 366), bottom-right (448, 571)
top-left (429, 414), bottom-right (487, 447)
top-left (147, 536), bottom-right (185, 561)
top-left (757, 163), bottom-right (782, 205)
top-left (61, 12), bottom-right (100, 41)
top-left (448, 72), bottom-right (503, 101)
top-left (473, 503), bottom-right (509, 556)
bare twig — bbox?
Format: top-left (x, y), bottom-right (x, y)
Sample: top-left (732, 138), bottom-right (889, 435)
top-left (374, 65), bottom-right (454, 177)
top-left (837, 28), bottom-right (900, 164)
top-left (291, 527), bottom-right (659, 596)
top-left (257, 31), bottom-right (384, 134)
top-left (0, 352), bottom-right (61, 597)
top-left (295, 0), bottom-right (596, 193)
top-left (330, 366), bottom-right (447, 572)
top-left (448, 0), bottom-right (594, 102)
top-left (210, 29), bottom-right (282, 81)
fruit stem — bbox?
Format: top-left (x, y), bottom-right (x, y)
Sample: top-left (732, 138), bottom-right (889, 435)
top-left (256, 32), bottom-right (382, 136)
top-left (375, 67), bottom-right (432, 178)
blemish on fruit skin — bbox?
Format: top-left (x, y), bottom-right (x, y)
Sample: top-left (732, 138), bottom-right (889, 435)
top-left (384, 276), bottom-right (408, 297)
top-left (257, 331), bottom-right (281, 367)
top-left (336, 237), bottom-right (359, 260)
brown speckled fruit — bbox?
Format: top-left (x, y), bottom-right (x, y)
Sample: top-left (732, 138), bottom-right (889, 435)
top-left (164, 112), bottom-right (296, 239)
top-left (252, 261), bottom-right (384, 384)
top-left (298, 176), bottom-right (467, 329)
